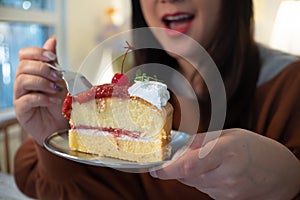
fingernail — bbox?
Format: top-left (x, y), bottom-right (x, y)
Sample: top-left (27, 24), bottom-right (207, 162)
top-left (43, 51), bottom-right (56, 61)
top-left (50, 83), bottom-right (63, 92)
top-left (49, 97), bottom-right (62, 104)
top-left (50, 70), bottom-right (62, 81)
top-left (50, 71), bottom-right (59, 80)
top-left (149, 170), bottom-right (158, 178)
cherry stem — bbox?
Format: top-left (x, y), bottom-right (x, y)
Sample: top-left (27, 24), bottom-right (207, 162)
top-left (121, 41), bottom-right (134, 74)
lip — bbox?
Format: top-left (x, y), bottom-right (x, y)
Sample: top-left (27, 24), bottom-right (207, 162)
top-left (162, 12), bottom-right (195, 37)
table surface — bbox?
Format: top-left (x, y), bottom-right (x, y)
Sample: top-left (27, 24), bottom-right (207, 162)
top-left (0, 172), bottom-right (34, 200)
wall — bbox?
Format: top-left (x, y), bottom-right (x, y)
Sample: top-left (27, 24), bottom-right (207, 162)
top-left (253, 0), bottom-right (283, 45)
top-left (64, 0), bottom-right (131, 71)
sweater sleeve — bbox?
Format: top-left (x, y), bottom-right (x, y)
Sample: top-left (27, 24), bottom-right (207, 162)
top-left (254, 61), bottom-right (300, 160)
top-left (13, 138), bottom-right (92, 199)
top-left (254, 61), bottom-right (300, 200)
top-left (13, 138), bottom-right (146, 200)
top-left (13, 138), bottom-right (207, 200)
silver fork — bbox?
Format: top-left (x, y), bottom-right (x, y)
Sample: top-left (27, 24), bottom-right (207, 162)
top-left (46, 63), bottom-right (93, 96)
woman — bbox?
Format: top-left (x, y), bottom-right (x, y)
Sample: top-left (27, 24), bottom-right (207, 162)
top-left (14, 0), bottom-right (300, 199)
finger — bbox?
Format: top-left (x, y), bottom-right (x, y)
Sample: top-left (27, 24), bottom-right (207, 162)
top-left (43, 36), bottom-right (57, 54)
top-left (189, 130), bottom-right (223, 150)
top-left (151, 146), bottom-right (222, 180)
top-left (14, 93), bottom-right (62, 115)
top-left (16, 60), bottom-right (62, 82)
top-left (166, 132), bottom-right (219, 161)
top-left (14, 93), bottom-right (62, 125)
top-left (178, 169), bottom-right (215, 188)
top-left (19, 46), bottom-right (56, 62)
top-left (43, 36), bottom-right (58, 64)
top-left (14, 73), bottom-right (64, 100)
top-left (151, 131), bottom-right (227, 179)
top-left (150, 150), bottom-right (196, 180)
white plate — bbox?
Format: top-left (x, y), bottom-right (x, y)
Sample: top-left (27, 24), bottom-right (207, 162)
top-left (44, 130), bottom-right (192, 173)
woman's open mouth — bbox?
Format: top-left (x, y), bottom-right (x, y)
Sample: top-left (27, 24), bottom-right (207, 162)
top-left (162, 13), bottom-right (195, 36)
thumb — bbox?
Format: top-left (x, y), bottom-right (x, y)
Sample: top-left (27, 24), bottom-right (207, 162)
top-left (43, 36), bottom-right (57, 54)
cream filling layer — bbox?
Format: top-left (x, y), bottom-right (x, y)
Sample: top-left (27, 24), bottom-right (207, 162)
top-left (73, 128), bottom-right (158, 142)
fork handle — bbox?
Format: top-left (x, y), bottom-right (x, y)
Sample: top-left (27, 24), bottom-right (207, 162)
top-left (45, 63), bottom-right (65, 72)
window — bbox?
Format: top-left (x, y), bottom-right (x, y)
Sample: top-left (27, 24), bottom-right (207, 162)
top-left (0, 0), bottom-right (65, 111)
top-left (0, 0), bottom-right (54, 11)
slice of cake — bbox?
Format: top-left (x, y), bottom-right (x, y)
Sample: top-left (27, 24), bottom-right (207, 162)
top-left (62, 80), bottom-right (173, 162)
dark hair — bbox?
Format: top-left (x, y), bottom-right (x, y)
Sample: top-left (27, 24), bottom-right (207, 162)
top-left (131, 0), bottom-right (260, 130)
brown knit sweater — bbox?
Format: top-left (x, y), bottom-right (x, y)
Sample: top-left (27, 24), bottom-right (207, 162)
top-left (14, 60), bottom-right (300, 200)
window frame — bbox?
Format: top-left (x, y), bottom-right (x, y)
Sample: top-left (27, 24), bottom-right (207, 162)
top-left (0, 0), bottom-right (67, 112)
top-left (0, 0), bottom-right (67, 67)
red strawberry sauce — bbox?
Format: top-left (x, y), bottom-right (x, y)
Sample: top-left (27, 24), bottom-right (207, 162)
top-left (62, 83), bottom-right (141, 138)
top-left (62, 83), bottom-right (130, 119)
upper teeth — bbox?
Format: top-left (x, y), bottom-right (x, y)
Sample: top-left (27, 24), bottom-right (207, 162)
top-left (165, 14), bottom-right (190, 21)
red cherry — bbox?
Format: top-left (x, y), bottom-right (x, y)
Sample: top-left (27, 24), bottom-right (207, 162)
top-left (111, 41), bottom-right (133, 85)
top-left (111, 73), bottom-right (129, 85)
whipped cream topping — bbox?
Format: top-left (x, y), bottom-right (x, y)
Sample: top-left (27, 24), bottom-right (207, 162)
top-left (128, 81), bottom-right (170, 110)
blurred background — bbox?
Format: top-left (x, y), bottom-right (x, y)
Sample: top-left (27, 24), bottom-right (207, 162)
top-left (0, 0), bottom-right (299, 174)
